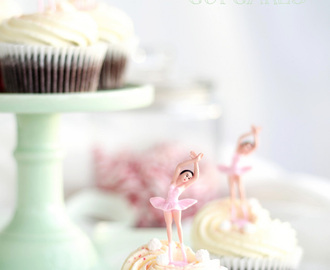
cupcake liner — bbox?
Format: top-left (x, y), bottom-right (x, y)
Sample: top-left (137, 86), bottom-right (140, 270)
top-left (0, 61), bottom-right (4, 92)
top-left (98, 43), bottom-right (129, 90)
top-left (212, 247), bottom-right (303, 270)
top-left (0, 42), bottom-right (106, 93)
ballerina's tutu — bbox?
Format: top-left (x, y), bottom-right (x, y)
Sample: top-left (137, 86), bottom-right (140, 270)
top-left (218, 154), bottom-right (252, 176)
top-left (150, 185), bottom-right (197, 212)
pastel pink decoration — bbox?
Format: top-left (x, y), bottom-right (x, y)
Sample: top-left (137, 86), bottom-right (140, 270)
top-left (217, 125), bottom-right (261, 228)
top-left (149, 150), bottom-right (203, 265)
top-left (217, 153), bottom-right (252, 176)
top-left (150, 185), bottom-right (197, 212)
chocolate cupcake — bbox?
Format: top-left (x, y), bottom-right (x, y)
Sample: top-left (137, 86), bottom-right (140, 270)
top-left (0, 0), bottom-right (22, 92)
top-left (82, 2), bottom-right (137, 90)
top-left (0, 2), bottom-right (106, 93)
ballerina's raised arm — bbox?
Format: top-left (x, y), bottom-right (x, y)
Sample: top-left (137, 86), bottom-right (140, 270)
top-left (236, 125), bottom-right (261, 155)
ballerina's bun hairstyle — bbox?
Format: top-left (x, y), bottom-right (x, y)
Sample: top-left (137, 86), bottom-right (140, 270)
top-left (180, 170), bottom-right (194, 176)
top-left (240, 140), bottom-right (254, 147)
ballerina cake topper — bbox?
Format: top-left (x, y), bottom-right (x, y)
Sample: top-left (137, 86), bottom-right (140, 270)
top-left (218, 125), bottom-right (261, 230)
top-left (150, 151), bottom-right (203, 267)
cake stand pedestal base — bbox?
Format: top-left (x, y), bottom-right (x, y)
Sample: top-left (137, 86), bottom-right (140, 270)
top-left (0, 86), bottom-right (154, 270)
top-left (0, 114), bottom-right (99, 270)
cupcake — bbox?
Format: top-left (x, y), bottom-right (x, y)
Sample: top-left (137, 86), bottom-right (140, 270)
top-left (191, 198), bottom-right (303, 270)
top-left (72, 1), bottom-right (137, 89)
top-left (121, 238), bottom-right (227, 270)
top-left (0, 2), bottom-right (107, 93)
top-left (0, 0), bottom-right (22, 92)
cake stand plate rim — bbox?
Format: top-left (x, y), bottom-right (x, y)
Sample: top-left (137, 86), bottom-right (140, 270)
top-left (0, 84), bottom-right (154, 113)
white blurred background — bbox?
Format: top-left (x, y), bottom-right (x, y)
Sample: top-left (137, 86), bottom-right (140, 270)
top-left (0, 1), bottom-right (329, 268)
top-left (0, 0), bottom-right (328, 193)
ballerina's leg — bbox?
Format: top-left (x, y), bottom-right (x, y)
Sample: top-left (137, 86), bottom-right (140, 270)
top-left (164, 211), bottom-right (174, 262)
top-left (173, 210), bottom-right (187, 263)
top-left (237, 176), bottom-right (248, 220)
top-left (228, 176), bottom-right (237, 221)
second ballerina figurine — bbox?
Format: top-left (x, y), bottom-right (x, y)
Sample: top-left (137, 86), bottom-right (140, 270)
top-left (218, 125), bottom-right (261, 229)
top-left (150, 151), bottom-right (203, 266)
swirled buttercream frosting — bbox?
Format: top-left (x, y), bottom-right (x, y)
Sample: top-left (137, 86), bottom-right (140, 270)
top-left (82, 2), bottom-right (136, 46)
top-left (0, 2), bottom-right (98, 46)
top-left (121, 239), bottom-right (226, 270)
top-left (191, 198), bottom-right (302, 265)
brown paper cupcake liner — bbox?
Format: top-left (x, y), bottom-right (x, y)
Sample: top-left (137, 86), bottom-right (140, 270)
top-left (0, 60), bottom-right (4, 92)
top-left (98, 49), bottom-right (127, 90)
top-left (0, 43), bottom-right (106, 93)
top-left (97, 42), bottom-right (135, 90)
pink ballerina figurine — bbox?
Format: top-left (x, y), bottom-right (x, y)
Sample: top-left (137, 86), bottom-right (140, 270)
top-left (150, 151), bottom-right (203, 266)
top-left (218, 125), bottom-right (261, 226)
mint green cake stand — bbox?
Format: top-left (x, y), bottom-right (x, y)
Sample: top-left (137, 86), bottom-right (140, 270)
top-left (0, 85), bottom-right (154, 270)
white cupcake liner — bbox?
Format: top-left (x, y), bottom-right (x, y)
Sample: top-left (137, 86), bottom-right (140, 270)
top-left (0, 42), bottom-right (106, 93)
top-left (212, 247), bottom-right (303, 270)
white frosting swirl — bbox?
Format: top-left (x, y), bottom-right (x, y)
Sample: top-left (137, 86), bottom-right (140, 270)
top-left (0, 2), bottom-right (98, 47)
top-left (70, 1), bottom-right (138, 53)
top-left (191, 198), bottom-right (302, 259)
top-left (0, 0), bottom-right (22, 23)
top-left (87, 2), bottom-right (135, 43)
top-left (121, 239), bottom-right (226, 270)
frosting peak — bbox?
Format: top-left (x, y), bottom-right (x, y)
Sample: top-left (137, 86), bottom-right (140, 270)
top-left (75, 1), bottom-right (137, 50)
